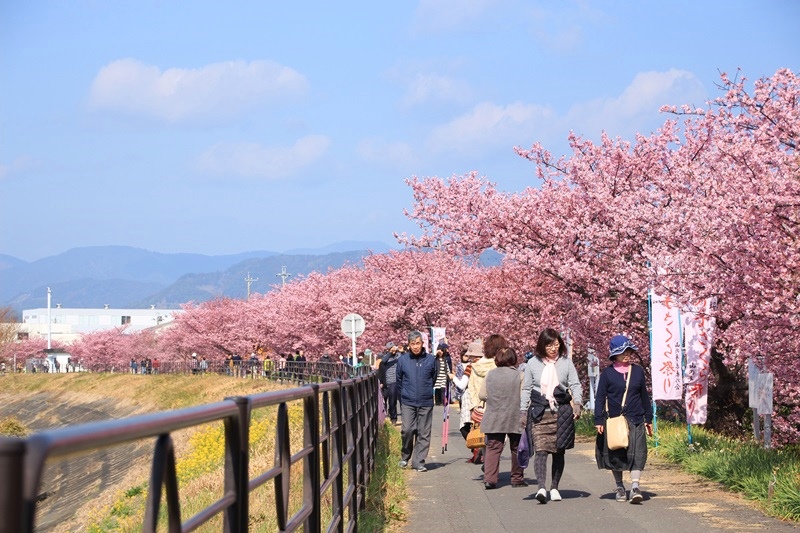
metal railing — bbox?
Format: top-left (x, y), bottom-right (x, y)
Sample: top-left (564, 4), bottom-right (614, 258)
top-left (0, 367), bottom-right (380, 533)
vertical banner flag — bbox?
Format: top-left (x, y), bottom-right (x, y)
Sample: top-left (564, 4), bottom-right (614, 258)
top-left (683, 297), bottom-right (717, 424)
top-left (430, 327), bottom-right (446, 354)
top-left (650, 292), bottom-right (683, 400)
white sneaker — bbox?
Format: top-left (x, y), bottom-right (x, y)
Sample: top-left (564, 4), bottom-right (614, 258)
top-left (535, 488), bottom-right (547, 503)
top-left (550, 488), bottom-right (562, 501)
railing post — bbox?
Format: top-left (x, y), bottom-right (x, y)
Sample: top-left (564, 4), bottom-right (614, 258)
top-left (225, 396), bottom-right (251, 533)
top-left (304, 384), bottom-right (321, 532)
top-left (332, 382), bottom-right (345, 533)
top-left (0, 437), bottom-right (25, 533)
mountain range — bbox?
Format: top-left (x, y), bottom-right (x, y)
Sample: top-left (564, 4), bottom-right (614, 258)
top-left (0, 241), bottom-right (397, 317)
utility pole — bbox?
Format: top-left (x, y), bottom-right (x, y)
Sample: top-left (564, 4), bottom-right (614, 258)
top-left (276, 266), bottom-right (292, 286)
top-left (244, 272), bottom-right (258, 300)
top-left (47, 287), bottom-right (52, 350)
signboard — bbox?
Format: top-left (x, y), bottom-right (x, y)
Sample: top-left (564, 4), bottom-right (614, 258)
top-left (755, 372), bottom-right (774, 415)
top-left (341, 313), bottom-right (365, 367)
top-left (341, 313), bottom-right (365, 338)
top-left (748, 358), bottom-right (759, 408)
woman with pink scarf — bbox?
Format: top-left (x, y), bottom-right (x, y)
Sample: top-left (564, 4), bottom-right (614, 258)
top-left (520, 328), bottom-right (583, 504)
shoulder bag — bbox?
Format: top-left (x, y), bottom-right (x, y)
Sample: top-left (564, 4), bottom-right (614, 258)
top-left (605, 368), bottom-right (632, 451)
top-left (466, 422), bottom-right (485, 449)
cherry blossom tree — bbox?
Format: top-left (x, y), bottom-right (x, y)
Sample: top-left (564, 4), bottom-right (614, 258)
top-left (400, 69), bottom-right (799, 444)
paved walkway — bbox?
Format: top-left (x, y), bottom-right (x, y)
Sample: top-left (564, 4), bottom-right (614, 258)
top-left (401, 404), bottom-right (796, 532)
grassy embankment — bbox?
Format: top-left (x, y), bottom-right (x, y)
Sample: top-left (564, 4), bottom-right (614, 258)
top-left (0, 373), bottom-right (408, 532)
top-left (575, 413), bottom-right (800, 521)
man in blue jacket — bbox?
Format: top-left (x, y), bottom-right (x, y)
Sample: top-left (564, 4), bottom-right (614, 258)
top-left (396, 330), bottom-right (437, 472)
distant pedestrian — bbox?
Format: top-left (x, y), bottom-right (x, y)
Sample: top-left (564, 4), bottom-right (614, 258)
top-left (249, 353), bottom-right (260, 378)
top-left (378, 342), bottom-right (402, 425)
top-left (594, 335), bottom-right (653, 504)
top-left (396, 330), bottom-right (437, 472)
top-left (277, 354), bottom-right (287, 380)
top-left (433, 342), bottom-right (453, 406)
top-left (232, 353), bottom-right (243, 378)
top-left (295, 349), bottom-right (306, 381)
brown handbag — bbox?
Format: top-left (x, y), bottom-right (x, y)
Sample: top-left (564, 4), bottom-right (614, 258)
top-left (466, 423), bottom-right (486, 449)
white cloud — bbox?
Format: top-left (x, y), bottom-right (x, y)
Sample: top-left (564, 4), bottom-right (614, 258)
top-left (566, 69), bottom-right (707, 138)
top-left (425, 69), bottom-right (708, 158)
top-left (427, 101), bottom-right (556, 155)
top-left (413, 0), bottom-right (504, 32)
top-left (0, 155), bottom-right (41, 180)
top-left (88, 59), bottom-right (308, 123)
top-left (196, 135), bottom-right (330, 180)
top-left (401, 72), bottom-right (473, 107)
top-left (357, 138), bottom-right (416, 167)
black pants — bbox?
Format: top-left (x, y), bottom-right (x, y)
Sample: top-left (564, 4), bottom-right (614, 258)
top-left (434, 388), bottom-right (446, 405)
top-left (385, 383), bottom-right (400, 421)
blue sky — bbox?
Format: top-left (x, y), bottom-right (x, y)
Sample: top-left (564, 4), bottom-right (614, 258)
top-left (2, 1), bottom-right (798, 262)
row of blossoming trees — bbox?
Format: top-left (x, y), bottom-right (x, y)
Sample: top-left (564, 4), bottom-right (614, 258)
top-left (4, 69), bottom-right (797, 445)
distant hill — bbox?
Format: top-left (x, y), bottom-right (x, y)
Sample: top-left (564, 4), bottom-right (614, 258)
top-left (0, 242), bottom-right (396, 315)
top-left (134, 251), bottom-right (373, 307)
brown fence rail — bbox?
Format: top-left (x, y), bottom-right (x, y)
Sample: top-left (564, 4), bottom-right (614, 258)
top-left (0, 368), bottom-right (380, 533)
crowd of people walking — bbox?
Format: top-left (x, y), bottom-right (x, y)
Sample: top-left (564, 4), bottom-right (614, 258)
top-left (386, 328), bottom-right (652, 505)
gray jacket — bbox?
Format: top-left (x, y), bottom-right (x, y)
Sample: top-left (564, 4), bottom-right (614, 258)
top-left (479, 367), bottom-right (523, 434)
top-left (520, 357), bottom-right (583, 412)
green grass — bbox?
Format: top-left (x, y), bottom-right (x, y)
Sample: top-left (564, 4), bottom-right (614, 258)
top-left (358, 422), bottom-right (407, 532)
top-left (653, 423), bottom-right (800, 521)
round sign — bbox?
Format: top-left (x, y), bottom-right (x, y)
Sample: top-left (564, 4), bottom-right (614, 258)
top-left (341, 313), bottom-right (365, 338)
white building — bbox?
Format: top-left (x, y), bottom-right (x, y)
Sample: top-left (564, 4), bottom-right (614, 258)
top-left (20, 305), bottom-right (182, 344)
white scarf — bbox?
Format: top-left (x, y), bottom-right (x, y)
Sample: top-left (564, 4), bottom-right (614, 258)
top-left (540, 360), bottom-right (559, 410)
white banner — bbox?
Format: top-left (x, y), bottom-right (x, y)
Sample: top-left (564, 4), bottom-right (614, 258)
top-left (683, 297), bottom-right (717, 424)
top-left (430, 327), bottom-right (446, 353)
top-left (650, 292), bottom-right (683, 400)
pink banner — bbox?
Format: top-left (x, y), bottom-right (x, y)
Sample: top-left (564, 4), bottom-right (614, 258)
top-left (650, 292), bottom-right (683, 400)
top-left (683, 298), bottom-right (716, 424)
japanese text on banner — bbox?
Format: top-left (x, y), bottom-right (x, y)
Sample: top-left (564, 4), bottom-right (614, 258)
top-left (683, 297), bottom-right (717, 424)
top-left (650, 293), bottom-right (683, 400)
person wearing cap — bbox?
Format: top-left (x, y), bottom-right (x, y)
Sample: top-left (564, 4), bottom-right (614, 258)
top-left (452, 341), bottom-right (483, 463)
top-left (594, 334), bottom-right (653, 504)
top-left (395, 330), bottom-right (437, 472)
top-left (379, 342), bottom-right (402, 425)
top-left (433, 342), bottom-right (453, 406)
top-left (466, 335), bottom-right (508, 466)
top-left (520, 328), bottom-right (583, 503)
